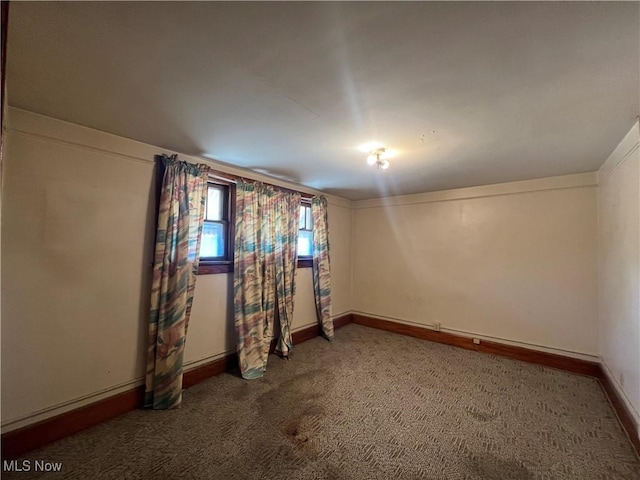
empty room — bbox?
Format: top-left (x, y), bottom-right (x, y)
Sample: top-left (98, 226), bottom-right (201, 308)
top-left (1, 2), bottom-right (639, 479)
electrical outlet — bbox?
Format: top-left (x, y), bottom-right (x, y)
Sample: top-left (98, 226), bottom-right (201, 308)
top-left (473, 338), bottom-right (481, 345)
top-left (433, 322), bottom-right (441, 332)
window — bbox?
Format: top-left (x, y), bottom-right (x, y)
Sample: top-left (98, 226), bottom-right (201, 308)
top-left (198, 182), bottom-right (309, 272)
top-left (198, 181), bottom-right (234, 274)
top-left (298, 202), bottom-right (313, 268)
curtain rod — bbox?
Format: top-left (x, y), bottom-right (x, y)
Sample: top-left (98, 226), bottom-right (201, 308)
top-left (210, 170), bottom-right (314, 200)
top-left (159, 154), bottom-right (315, 200)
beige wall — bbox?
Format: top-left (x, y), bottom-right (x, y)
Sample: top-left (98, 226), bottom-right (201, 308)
top-left (597, 120), bottom-right (640, 435)
top-left (352, 174), bottom-right (599, 358)
top-left (185, 202), bottom-right (353, 369)
top-left (4, 106), bottom-right (636, 439)
top-left (0, 108), bottom-right (352, 432)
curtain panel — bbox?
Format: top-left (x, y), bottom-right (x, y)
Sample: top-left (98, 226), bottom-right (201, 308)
top-left (145, 155), bottom-right (209, 409)
top-left (234, 180), bottom-right (301, 379)
top-left (312, 196), bottom-right (333, 340)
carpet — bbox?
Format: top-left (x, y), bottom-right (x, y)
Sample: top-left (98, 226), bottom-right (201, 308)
top-left (4, 324), bottom-right (639, 479)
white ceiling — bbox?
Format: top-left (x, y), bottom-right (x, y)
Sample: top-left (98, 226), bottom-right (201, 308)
top-left (7, 2), bottom-right (640, 200)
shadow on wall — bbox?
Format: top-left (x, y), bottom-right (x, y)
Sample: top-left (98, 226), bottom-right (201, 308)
top-left (136, 164), bottom-right (162, 379)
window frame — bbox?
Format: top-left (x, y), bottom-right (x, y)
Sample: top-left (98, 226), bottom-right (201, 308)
top-left (198, 179), bottom-right (235, 275)
top-left (197, 180), bottom-right (313, 273)
top-left (297, 200), bottom-right (313, 269)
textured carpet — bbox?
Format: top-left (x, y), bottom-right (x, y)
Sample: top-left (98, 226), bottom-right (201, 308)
top-left (5, 324), bottom-right (639, 479)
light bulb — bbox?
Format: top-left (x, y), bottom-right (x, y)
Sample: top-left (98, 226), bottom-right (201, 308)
top-left (367, 155), bottom-right (377, 165)
top-left (380, 160), bottom-right (390, 170)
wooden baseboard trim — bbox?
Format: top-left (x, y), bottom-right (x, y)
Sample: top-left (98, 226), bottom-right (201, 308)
top-left (352, 314), bottom-right (600, 376)
top-left (1, 313), bottom-right (353, 459)
top-left (596, 366), bottom-right (640, 456)
top-left (1, 386), bottom-right (145, 460)
top-left (289, 313), bottom-right (353, 344)
top-left (183, 353), bottom-right (237, 389)
top-left (291, 324), bottom-right (322, 345)
top-left (333, 312), bottom-right (353, 330)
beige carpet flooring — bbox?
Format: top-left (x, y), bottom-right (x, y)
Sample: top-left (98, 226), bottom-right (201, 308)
top-left (4, 324), bottom-right (639, 479)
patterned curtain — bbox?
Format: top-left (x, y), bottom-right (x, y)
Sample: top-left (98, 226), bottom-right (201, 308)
top-left (145, 155), bottom-right (209, 409)
top-left (234, 180), bottom-right (300, 379)
top-left (312, 196), bottom-right (334, 340)
top-left (274, 191), bottom-right (301, 358)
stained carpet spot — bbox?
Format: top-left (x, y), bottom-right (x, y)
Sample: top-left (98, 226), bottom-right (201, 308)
top-left (283, 405), bottom-right (325, 448)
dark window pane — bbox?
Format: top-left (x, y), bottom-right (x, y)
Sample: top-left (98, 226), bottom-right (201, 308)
top-left (298, 230), bottom-right (313, 257)
top-left (201, 222), bottom-right (225, 258)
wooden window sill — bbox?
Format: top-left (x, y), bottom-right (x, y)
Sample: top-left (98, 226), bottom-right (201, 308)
top-left (297, 258), bottom-right (312, 268)
top-left (198, 262), bottom-right (233, 275)
top-left (198, 259), bottom-right (312, 274)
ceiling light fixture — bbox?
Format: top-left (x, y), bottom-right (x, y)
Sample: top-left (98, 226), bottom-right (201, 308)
top-left (367, 147), bottom-right (390, 170)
